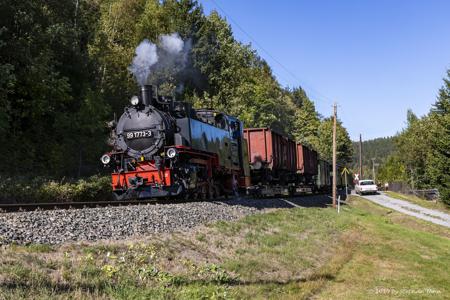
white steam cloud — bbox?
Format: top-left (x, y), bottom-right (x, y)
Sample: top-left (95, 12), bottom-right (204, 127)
top-left (128, 33), bottom-right (191, 87)
top-left (160, 33), bottom-right (184, 54)
top-left (128, 40), bottom-right (158, 86)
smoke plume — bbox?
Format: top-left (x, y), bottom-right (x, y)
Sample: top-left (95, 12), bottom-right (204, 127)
top-left (128, 33), bottom-right (192, 88)
top-left (128, 40), bottom-right (158, 86)
top-left (160, 33), bottom-right (184, 54)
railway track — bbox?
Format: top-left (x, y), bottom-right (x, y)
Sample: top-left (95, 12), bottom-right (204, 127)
top-left (0, 198), bottom-right (190, 213)
top-left (0, 191), bottom-right (331, 213)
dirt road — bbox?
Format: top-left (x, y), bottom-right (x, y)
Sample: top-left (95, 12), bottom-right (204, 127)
top-left (358, 192), bottom-right (450, 228)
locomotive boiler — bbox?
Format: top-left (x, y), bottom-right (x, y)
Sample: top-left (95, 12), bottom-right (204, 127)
top-left (101, 85), bottom-right (250, 200)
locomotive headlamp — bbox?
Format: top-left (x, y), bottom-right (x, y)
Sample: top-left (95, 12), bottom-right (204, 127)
top-left (130, 95), bottom-right (139, 106)
top-left (166, 148), bottom-right (177, 158)
top-left (101, 154), bottom-right (111, 165)
top-left (252, 161), bottom-right (262, 170)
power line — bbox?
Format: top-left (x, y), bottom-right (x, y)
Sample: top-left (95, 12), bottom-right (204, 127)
top-left (208, 0), bottom-right (336, 106)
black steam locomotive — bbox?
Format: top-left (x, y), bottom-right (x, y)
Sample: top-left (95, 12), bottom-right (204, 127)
top-left (101, 85), bottom-right (250, 200)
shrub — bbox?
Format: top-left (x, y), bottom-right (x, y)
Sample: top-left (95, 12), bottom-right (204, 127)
top-left (0, 175), bottom-right (111, 203)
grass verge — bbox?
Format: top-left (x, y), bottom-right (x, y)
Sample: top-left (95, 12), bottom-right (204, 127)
top-left (0, 196), bottom-right (449, 299)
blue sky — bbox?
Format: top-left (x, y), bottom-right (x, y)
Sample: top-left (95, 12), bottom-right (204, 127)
top-left (198, 0), bottom-right (450, 141)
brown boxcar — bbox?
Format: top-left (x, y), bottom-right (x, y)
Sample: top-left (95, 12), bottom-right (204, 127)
top-left (316, 159), bottom-right (331, 190)
top-left (243, 128), bottom-right (296, 173)
top-left (307, 148), bottom-right (318, 176)
top-left (296, 144), bottom-right (305, 173)
top-left (296, 144), bottom-right (307, 174)
top-left (296, 144), bottom-right (319, 176)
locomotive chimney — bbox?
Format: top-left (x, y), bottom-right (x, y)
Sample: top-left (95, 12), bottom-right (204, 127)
top-left (141, 85), bottom-right (153, 106)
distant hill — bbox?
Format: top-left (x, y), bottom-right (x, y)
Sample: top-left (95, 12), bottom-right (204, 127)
top-left (350, 137), bottom-right (396, 177)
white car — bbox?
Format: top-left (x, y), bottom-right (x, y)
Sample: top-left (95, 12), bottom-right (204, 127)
top-left (355, 180), bottom-right (378, 195)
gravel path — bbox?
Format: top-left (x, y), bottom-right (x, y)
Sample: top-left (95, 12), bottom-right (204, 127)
top-left (359, 192), bottom-right (450, 228)
top-left (0, 195), bottom-right (329, 245)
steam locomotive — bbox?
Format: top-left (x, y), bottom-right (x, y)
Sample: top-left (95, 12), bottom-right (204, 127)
top-left (101, 85), bottom-right (335, 200)
top-left (101, 85), bottom-right (249, 200)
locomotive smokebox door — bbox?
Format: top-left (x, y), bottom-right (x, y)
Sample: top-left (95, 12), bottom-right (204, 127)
top-left (115, 104), bottom-right (174, 159)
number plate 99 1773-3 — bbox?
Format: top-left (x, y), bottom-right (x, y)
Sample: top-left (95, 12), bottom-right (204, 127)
top-left (126, 130), bottom-right (152, 139)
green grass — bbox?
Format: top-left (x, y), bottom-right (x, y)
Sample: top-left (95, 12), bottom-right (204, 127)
top-left (0, 196), bottom-right (449, 299)
top-left (318, 197), bottom-right (450, 299)
top-left (386, 191), bottom-right (450, 214)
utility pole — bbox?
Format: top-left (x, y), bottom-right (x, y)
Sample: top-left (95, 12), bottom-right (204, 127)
top-left (359, 134), bottom-right (363, 179)
top-left (372, 158), bottom-right (376, 182)
top-left (332, 103), bottom-right (337, 208)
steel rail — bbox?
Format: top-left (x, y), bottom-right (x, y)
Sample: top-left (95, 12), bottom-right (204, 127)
top-left (0, 198), bottom-right (192, 213)
top-left (0, 191), bottom-right (328, 213)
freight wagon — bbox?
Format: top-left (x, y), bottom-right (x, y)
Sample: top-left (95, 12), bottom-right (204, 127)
top-left (243, 128), bottom-right (296, 196)
top-left (316, 160), bottom-right (331, 192)
top-left (243, 128), bottom-right (323, 197)
top-left (296, 144), bottom-right (318, 193)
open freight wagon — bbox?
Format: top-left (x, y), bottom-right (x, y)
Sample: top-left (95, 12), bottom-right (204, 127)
top-left (243, 128), bottom-right (321, 196)
top-left (296, 144), bottom-right (318, 192)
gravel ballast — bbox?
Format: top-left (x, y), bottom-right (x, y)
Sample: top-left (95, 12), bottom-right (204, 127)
top-left (0, 196), bottom-right (328, 245)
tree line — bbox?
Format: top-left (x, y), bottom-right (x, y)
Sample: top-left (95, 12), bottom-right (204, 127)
top-left (0, 0), bottom-right (353, 178)
top-left (351, 136), bottom-right (395, 178)
top-left (377, 70), bottom-right (450, 203)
